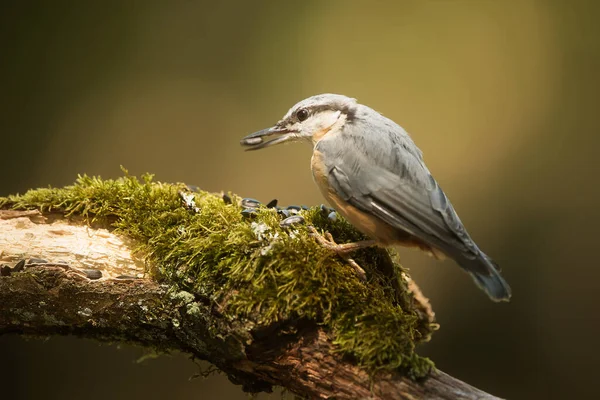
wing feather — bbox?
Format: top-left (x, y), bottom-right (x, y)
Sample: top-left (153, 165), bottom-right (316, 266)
top-left (318, 118), bottom-right (483, 270)
top-left (314, 108), bottom-right (510, 301)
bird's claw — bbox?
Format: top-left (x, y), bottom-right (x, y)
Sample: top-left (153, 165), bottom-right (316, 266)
top-left (308, 226), bottom-right (367, 280)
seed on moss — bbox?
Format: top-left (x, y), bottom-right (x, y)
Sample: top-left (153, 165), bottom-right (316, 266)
top-left (319, 204), bottom-right (328, 216)
top-left (278, 209), bottom-right (290, 218)
top-left (241, 208), bottom-right (257, 218)
top-left (285, 205), bottom-right (302, 215)
top-left (222, 193), bottom-right (232, 204)
top-left (280, 215), bottom-right (305, 228)
top-left (266, 199), bottom-right (278, 208)
top-left (185, 184), bottom-right (201, 193)
top-left (319, 204), bottom-right (335, 217)
top-left (328, 211), bottom-right (337, 221)
top-left (241, 198), bottom-right (261, 209)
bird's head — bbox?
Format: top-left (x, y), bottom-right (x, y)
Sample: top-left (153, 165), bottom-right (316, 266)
top-left (240, 94), bottom-right (357, 150)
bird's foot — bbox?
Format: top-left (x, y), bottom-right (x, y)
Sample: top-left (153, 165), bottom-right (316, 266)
top-left (308, 226), bottom-right (376, 280)
top-left (309, 226), bottom-right (377, 254)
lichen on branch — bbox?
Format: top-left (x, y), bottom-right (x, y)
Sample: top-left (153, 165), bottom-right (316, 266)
top-left (0, 171), bottom-right (437, 378)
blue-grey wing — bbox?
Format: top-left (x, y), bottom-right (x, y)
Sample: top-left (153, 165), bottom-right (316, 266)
top-left (326, 144), bottom-right (478, 260)
top-left (316, 116), bottom-right (511, 301)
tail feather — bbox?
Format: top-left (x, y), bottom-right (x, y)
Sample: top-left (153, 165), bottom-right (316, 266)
top-left (463, 253), bottom-right (511, 302)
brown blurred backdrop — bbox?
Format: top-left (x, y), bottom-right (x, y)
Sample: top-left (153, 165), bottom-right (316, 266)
top-left (1, 1), bottom-right (598, 399)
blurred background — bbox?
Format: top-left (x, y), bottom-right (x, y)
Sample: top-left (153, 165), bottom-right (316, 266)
top-left (1, 1), bottom-right (598, 399)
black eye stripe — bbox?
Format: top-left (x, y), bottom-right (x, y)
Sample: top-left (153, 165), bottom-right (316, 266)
top-left (291, 103), bottom-right (355, 124)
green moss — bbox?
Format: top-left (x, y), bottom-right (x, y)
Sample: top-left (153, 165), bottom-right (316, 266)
top-left (1, 171), bottom-right (436, 377)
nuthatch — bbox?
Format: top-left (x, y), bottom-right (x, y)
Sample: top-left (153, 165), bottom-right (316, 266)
top-left (240, 94), bottom-right (511, 302)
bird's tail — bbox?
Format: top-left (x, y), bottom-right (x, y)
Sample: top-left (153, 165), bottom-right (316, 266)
top-left (461, 252), bottom-right (511, 302)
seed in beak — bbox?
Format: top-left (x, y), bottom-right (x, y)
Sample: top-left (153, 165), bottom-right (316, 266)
top-left (241, 137), bottom-right (263, 146)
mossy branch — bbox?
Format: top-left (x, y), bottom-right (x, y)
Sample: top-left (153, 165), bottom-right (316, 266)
top-left (0, 174), bottom-right (500, 399)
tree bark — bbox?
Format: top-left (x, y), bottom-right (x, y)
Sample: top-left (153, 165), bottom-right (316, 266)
top-left (0, 209), bottom-right (501, 399)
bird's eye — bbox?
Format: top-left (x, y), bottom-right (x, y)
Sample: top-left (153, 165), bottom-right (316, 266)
top-left (296, 108), bottom-right (309, 122)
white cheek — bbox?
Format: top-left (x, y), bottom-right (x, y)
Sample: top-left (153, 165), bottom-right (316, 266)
top-left (322, 111), bottom-right (341, 128)
top-left (309, 111), bottom-right (341, 132)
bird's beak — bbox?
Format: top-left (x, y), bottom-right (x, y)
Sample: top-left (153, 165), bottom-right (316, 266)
top-left (240, 126), bottom-right (295, 151)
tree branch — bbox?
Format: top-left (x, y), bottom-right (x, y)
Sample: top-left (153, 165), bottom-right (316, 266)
top-left (0, 192), bottom-right (501, 399)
